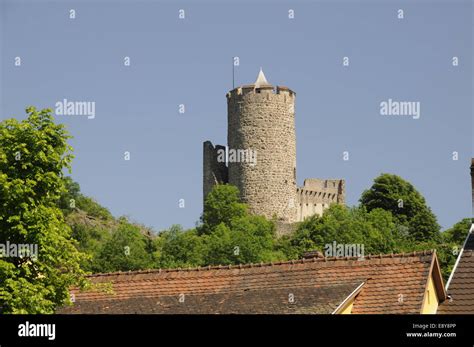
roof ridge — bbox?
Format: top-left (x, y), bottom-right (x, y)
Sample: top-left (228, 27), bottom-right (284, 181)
top-left (85, 250), bottom-right (434, 278)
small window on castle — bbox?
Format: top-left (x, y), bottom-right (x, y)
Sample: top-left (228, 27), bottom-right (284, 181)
top-left (293, 168), bottom-right (296, 180)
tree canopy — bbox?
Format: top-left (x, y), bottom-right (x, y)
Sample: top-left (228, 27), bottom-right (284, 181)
top-left (0, 107), bottom-right (86, 313)
top-left (290, 204), bottom-right (399, 257)
top-left (360, 173), bottom-right (441, 241)
top-left (198, 184), bottom-right (247, 234)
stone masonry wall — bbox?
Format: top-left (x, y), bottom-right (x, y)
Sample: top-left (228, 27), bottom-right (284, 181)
top-left (203, 141), bottom-right (228, 202)
top-left (226, 85), bottom-right (297, 223)
top-left (297, 179), bottom-right (345, 222)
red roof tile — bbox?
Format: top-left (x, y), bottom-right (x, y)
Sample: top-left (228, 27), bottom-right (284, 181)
top-left (58, 250), bottom-right (443, 314)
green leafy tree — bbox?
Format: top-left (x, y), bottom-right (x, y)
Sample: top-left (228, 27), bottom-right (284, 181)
top-left (290, 204), bottom-right (398, 257)
top-left (443, 218), bottom-right (472, 245)
top-left (199, 184), bottom-right (247, 234)
top-left (201, 223), bottom-right (233, 265)
top-left (0, 107), bottom-right (86, 313)
top-left (94, 218), bottom-right (155, 272)
top-left (68, 223), bottom-right (111, 272)
top-left (58, 176), bottom-right (80, 212)
top-left (58, 177), bottom-right (118, 272)
top-left (59, 176), bottom-right (112, 220)
top-left (204, 215), bottom-right (278, 265)
top-left (154, 225), bottom-right (205, 268)
top-left (273, 234), bottom-right (300, 261)
top-left (360, 173), bottom-right (440, 241)
top-left (199, 185), bottom-right (281, 265)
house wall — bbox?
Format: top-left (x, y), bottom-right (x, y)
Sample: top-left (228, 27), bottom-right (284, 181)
top-left (339, 300), bottom-right (354, 314)
top-left (421, 276), bottom-right (439, 314)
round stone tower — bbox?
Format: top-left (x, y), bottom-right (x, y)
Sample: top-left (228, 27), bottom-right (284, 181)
top-left (226, 69), bottom-right (297, 222)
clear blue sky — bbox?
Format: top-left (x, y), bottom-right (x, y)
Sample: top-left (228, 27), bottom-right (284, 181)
top-left (1, 0), bottom-right (472, 232)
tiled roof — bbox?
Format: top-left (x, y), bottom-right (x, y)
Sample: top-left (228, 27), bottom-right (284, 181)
top-left (58, 251), bottom-right (442, 314)
top-left (438, 228), bottom-right (474, 314)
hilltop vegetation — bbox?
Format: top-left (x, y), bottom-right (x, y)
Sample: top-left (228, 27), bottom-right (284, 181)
top-left (60, 175), bottom-right (467, 280)
top-left (60, 183), bottom-right (286, 271)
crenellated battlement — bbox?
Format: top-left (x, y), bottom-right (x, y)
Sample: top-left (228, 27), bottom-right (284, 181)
top-left (226, 85), bottom-right (295, 101)
top-left (297, 188), bottom-right (339, 204)
top-left (300, 179), bottom-right (344, 195)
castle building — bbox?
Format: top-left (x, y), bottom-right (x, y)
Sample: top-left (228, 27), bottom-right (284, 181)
top-left (203, 69), bottom-right (345, 225)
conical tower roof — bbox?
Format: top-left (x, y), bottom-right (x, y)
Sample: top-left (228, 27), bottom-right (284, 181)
top-left (254, 68), bottom-right (271, 88)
